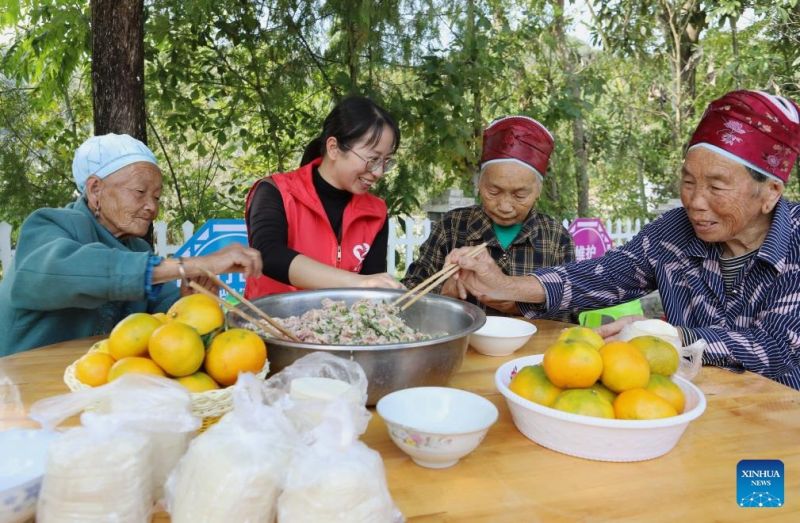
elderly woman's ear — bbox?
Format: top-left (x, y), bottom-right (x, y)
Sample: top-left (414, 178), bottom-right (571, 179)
top-left (84, 175), bottom-right (104, 217)
top-left (762, 179), bottom-right (784, 214)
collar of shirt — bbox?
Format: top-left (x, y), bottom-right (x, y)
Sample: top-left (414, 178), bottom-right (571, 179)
top-left (683, 198), bottom-right (790, 273)
top-left (465, 207), bottom-right (540, 248)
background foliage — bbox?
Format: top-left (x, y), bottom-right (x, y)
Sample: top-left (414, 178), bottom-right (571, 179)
top-left (1, 0), bottom-right (799, 234)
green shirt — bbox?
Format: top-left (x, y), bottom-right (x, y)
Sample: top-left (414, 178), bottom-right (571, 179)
top-left (493, 222), bottom-right (523, 250)
top-left (0, 198), bottom-right (178, 355)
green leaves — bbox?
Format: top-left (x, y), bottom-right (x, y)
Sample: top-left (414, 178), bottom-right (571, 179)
top-left (1, 0), bottom-right (798, 233)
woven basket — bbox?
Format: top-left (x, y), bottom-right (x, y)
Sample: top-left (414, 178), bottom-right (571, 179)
top-left (64, 345), bottom-right (269, 430)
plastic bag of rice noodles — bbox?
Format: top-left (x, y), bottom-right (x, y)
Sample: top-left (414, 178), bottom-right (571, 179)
top-left (164, 373), bottom-right (297, 523)
top-left (277, 398), bottom-right (404, 523)
top-left (29, 374), bottom-right (199, 522)
top-left (264, 352), bottom-right (369, 433)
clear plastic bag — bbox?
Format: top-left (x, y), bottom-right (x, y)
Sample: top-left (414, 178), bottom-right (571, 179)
top-left (164, 373), bottom-right (297, 523)
top-left (29, 374), bottom-right (200, 522)
top-left (264, 352), bottom-right (369, 433)
top-left (614, 319), bottom-right (704, 381)
top-left (277, 397), bottom-right (404, 523)
top-left (1, 371), bottom-right (25, 428)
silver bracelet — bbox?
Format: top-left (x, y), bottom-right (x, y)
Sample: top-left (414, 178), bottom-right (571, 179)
top-left (177, 256), bottom-right (189, 286)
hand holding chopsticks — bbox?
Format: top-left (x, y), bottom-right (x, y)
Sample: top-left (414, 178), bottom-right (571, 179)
top-left (392, 242), bottom-right (487, 311)
top-left (198, 269), bottom-right (302, 342)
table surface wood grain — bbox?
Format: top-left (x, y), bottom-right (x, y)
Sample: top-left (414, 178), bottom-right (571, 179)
top-left (2, 319), bottom-right (799, 522)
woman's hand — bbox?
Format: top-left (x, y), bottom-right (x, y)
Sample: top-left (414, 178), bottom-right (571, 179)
top-left (179, 273), bottom-right (219, 297)
top-left (189, 243), bottom-right (263, 279)
top-left (593, 315), bottom-right (646, 339)
top-left (355, 272), bottom-right (405, 289)
top-left (447, 247), bottom-right (510, 301)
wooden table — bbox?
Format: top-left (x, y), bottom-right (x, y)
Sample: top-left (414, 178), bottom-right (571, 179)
top-left (2, 319), bottom-right (799, 522)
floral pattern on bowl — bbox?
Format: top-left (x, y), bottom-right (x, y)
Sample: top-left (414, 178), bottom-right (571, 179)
top-left (1, 478), bottom-right (43, 522)
top-left (389, 425), bottom-right (454, 449)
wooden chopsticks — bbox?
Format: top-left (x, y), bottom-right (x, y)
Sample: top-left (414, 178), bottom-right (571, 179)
top-left (186, 282), bottom-right (285, 339)
top-left (198, 269), bottom-right (302, 342)
top-left (392, 242), bottom-right (487, 311)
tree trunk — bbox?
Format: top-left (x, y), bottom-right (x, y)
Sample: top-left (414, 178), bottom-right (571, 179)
top-left (729, 14), bottom-right (740, 88)
top-left (91, 0), bottom-right (147, 143)
top-left (553, 0), bottom-right (589, 217)
top-left (465, 0), bottom-right (482, 184)
top-left (680, 7), bottom-right (705, 112)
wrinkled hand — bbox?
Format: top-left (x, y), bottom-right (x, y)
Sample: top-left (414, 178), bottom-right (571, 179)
top-left (180, 274), bottom-right (219, 297)
top-left (356, 272), bottom-right (405, 289)
top-left (440, 275), bottom-right (465, 299)
top-left (446, 246), bottom-right (509, 301)
top-left (593, 315), bottom-right (646, 339)
top-left (192, 243), bottom-right (263, 279)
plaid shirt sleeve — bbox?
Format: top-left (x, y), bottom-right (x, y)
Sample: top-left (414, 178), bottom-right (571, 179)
top-left (401, 216), bottom-right (452, 291)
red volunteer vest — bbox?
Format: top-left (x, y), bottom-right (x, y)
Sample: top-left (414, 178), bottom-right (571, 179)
top-left (244, 158), bottom-right (387, 299)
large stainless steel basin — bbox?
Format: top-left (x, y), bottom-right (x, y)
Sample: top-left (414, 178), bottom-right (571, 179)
top-left (229, 288), bottom-right (486, 404)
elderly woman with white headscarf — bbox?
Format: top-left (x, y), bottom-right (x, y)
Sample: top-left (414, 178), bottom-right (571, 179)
top-left (449, 90), bottom-right (800, 389)
top-left (0, 133), bottom-right (262, 355)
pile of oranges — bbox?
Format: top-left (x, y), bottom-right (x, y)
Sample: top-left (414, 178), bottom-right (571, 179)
top-left (73, 294), bottom-right (267, 393)
top-left (509, 327), bottom-right (685, 420)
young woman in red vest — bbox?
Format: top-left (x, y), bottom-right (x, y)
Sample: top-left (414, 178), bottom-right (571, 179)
top-left (244, 96), bottom-right (404, 299)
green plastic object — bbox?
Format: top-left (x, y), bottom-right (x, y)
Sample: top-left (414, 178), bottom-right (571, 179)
top-left (578, 300), bottom-right (644, 328)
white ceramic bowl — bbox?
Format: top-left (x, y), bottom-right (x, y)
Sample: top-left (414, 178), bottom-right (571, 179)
top-left (495, 355), bottom-right (707, 462)
top-left (0, 429), bottom-right (58, 523)
top-left (469, 316), bottom-right (537, 356)
top-left (376, 387), bottom-right (498, 468)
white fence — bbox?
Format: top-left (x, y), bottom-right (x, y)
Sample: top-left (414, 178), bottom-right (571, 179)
top-left (0, 216), bottom-right (647, 277)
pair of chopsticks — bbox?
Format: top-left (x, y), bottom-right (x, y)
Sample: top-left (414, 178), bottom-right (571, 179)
top-left (188, 269), bottom-right (301, 342)
top-left (392, 242), bottom-right (487, 311)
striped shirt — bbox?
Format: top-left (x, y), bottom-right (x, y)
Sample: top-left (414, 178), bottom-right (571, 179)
top-left (720, 250), bottom-right (757, 294)
top-left (403, 205), bottom-right (575, 317)
top-left (521, 199), bottom-right (800, 390)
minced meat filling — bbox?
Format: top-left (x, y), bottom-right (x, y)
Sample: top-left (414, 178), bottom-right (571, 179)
top-left (274, 298), bottom-right (432, 345)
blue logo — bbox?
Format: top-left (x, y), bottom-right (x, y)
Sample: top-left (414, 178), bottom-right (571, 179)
top-left (737, 460), bottom-right (784, 508)
top-left (174, 219), bottom-right (248, 297)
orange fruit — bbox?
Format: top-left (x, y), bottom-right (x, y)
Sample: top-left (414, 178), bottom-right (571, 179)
top-left (108, 313), bottom-right (163, 360)
top-left (204, 328), bottom-right (267, 386)
top-left (89, 339), bottom-right (114, 358)
top-left (613, 388), bottom-right (678, 420)
top-left (557, 326), bottom-right (604, 350)
top-left (175, 371), bottom-right (220, 393)
top-left (646, 374), bottom-right (685, 413)
top-left (590, 382), bottom-right (617, 404)
top-left (74, 352), bottom-right (116, 387)
top-left (543, 340), bottom-right (603, 388)
top-left (552, 389), bottom-right (615, 419)
top-left (599, 341), bottom-right (650, 393)
top-left (152, 312), bottom-right (169, 324)
top-left (148, 322), bottom-right (205, 377)
top-left (167, 294), bottom-right (225, 335)
top-left (509, 365), bottom-right (562, 407)
top-left (628, 335), bottom-right (680, 376)
top-left (107, 356), bottom-right (166, 382)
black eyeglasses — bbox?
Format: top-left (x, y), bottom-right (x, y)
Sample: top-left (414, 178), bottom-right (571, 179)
top-left (344, 147), bottom-right (396, 174)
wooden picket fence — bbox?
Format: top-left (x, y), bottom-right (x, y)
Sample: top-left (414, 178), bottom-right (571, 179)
top-left (0, 216), bottom-right (647, 278)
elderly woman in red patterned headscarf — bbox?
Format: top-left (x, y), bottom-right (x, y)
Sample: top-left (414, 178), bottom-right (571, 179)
top-left (402, 116), bottom-right (575, 316)
top-left (448, 90), bottom-right (800, 389)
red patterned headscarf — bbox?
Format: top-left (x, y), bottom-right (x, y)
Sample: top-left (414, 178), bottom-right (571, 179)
top-left (688, 90), bottom-right (800, 183)
top-left (480, 116), bottom-right (554, 179)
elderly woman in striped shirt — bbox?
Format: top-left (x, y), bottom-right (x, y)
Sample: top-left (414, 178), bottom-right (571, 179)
top-left (448, 90), bottom-right (800, 390)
